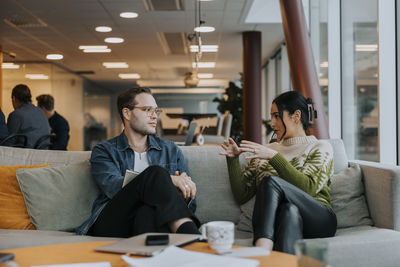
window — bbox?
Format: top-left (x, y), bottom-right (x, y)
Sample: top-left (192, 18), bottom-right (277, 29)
top-left (341, 0), bottom-right (378, 161)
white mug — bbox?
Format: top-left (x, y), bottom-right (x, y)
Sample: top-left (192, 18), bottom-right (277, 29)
top-left (200, 221), bottom-right (234, 250)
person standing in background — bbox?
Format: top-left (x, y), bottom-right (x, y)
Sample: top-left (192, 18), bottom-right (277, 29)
top-left (6, 84), bottom-right (51, 148)
top-left (36, 94), bottom-right (70, 150)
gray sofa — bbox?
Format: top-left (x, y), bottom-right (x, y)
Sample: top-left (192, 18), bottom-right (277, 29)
top-left (1, 139), bottom-right (400, 267)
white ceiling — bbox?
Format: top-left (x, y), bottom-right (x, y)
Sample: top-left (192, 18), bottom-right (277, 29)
top-left (0, 0), bottom-right (285, 89)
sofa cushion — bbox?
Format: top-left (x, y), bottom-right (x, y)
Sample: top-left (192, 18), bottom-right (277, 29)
top-left (0, 164), bottom-right (50, 230)
top-left (331, 163), bottom-right (373, 228)
top-left (16, 161), bottom-right (100, 232)
top-left (326, 139), bottom-right (348, 174)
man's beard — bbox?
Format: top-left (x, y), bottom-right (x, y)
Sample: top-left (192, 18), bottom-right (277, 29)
top-left (130, 122), bottom-right (156, 136)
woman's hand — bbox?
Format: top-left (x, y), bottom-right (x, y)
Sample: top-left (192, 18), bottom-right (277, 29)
top-left (240, 140), bottom-right (278, 160)
top-left (220, 137), bottom-right (243, 157)
top-left (171, 171), bottom-right (196, 199)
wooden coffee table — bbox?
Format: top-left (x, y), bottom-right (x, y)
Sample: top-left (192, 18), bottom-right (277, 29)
top-left (2, 241), bottom-right (297, 267)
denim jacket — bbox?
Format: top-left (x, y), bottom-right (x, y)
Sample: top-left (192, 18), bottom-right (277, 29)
top-left (76, 132), bottom-right (196, 235)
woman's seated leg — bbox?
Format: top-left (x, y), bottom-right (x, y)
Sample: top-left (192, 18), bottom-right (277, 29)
top-left (252, 176), bottom-right (336, 253)
top-left (273, 203), bottom-right (303, 254)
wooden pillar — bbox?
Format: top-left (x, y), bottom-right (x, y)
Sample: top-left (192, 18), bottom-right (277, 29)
top-left (279, 0), bottom-right (329, 139)
top-left (242, 31), bottom-right (262, 143)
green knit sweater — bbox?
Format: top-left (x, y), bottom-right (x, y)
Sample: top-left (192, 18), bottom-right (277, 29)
top-left (226, 136), bottom-right (334, 210)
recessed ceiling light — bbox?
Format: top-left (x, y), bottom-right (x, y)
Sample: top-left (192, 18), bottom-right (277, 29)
top-left (46, 54), bottom-right (63, 60)
top-left (120, 12), bottom-right (138, 18)
top-left (104, 37), bottom-right (124, 43)
top-left (194, 26), bottom-right (215, 33)
top-left (25, 74), bottom-right (49, 80)
top-left (2, 63), bottom-right (20, 69)
top-left (190, 45), bottom-right (218, 52)
top-left (197, 73), bottom-right (214, 79)
top-left (79, 45), bottom-right (108, 50)
top-left (355, 44), bottom-right (378, 51)
top-left (83, 49), bottom-right (111, 53)
top-left (119, 73), bottom-right (141, 79)
top-left (79, 45), bottom-right (111, 53)
top-left (103, 62), bottom-right (129, 68)
top-left (192, 62), bottom-right (216, 68)
top-left (95, 26), bottom-right (112, 33)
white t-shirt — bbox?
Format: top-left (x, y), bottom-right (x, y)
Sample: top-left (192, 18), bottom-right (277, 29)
top-left (134, 151), bottom-right (150, 173)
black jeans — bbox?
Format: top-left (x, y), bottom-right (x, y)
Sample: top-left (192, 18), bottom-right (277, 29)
top-left (252, 176), bottom-right (337, 254)
top-left (89, 166), bottom-right (199, 237)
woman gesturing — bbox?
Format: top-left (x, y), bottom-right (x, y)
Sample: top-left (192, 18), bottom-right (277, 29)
top-left (220, 91), bottom-right (336, 254)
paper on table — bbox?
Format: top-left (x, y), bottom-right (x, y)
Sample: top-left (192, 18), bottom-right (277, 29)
top-left (217, 247), bottom-right (270, 257)
top-left (121, 246), bottom-right (259, 267)
top-left (31, 262), bottom-right (111, 267)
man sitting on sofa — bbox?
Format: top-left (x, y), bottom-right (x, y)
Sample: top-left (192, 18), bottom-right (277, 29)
top-left (77, 87), bottom-right (199, 237)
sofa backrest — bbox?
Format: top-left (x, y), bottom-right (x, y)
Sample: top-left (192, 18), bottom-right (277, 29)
top-left (0, 146), bottom-right (91, 166)
top-left (181, 145), bottom-right (241, 224)
top-left (0, 138), bottom-right (349, 229)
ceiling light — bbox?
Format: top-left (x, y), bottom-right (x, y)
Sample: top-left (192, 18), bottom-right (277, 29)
top-left (190, 45), bottom-right (218, 52)
top-left (46, 54), bottom-right (63, 60)
top-left (320, 61), bottom-right (328, 68)
top-left (194, 26), bottom-right (215, 33)
top-left (103, 62), bottom-right (129, 68)
top-left (104, 37), bottom-right (124, 43)
top-left (120, 12), bottom-right (138, 18)
top-left (355, 44), bottom-right (378, 51)
top-left (79, 45), bottom-right (108, 50)
top-left (192, 62), bottom-right (216, 68)
top-left (119, 73), bottom-right (141, 79)
top-left (83, 49), bottom-right (111, 53)
top-left (2, 63), bottom-right (20, 69)
top-left (95, 26), bottom-right (112, 33)
top-left (79, 45), bottom-right (111, 53)
top-left (197, 73), bottom-right (214, 79)
top-left (25, 74), bottom-right (49, 80)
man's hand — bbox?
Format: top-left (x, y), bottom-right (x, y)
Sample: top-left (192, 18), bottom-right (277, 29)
top-left (171, 171), bottom-right (196, 200)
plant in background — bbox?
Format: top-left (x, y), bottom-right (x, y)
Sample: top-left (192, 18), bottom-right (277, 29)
top-left (213, 79), bottom-right (243, 142)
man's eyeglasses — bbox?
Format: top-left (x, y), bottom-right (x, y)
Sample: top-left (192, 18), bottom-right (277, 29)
top-left (131, 106), bottom-right (163, 117)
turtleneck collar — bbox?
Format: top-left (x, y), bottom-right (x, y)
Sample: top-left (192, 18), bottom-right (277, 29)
top-left (281, 135), bottom-right (317, 146)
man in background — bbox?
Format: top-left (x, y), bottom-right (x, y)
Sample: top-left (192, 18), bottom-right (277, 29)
top-left (0, 109), bottom-right (8, 141)
top-left (36, 94), bottom-right (70, 150)
top-left (7, 84), bottom-right (51, 148)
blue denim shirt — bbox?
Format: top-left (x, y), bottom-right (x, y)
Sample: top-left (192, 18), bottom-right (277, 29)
top-left (76, 132), bottom-right (196, 235)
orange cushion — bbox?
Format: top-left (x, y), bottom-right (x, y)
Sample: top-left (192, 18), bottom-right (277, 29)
top-left (0, 164), bottom-right (51, 229)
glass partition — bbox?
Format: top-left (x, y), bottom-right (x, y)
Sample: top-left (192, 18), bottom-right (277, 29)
top-left (341, 0), bottom-right (378, 161)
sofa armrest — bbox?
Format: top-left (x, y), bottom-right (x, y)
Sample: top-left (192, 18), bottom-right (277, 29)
top-left (350, 160), bottom-right (400, 231)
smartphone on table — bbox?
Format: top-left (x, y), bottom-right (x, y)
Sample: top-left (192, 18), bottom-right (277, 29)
top-left (0, 252), bottom-right (15, 262)
top-left (145, 234), bottom-right (169, 246)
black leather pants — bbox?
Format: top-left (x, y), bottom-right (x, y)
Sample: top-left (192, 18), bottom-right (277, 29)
top-left (252, 176), bottom-right (337, 254)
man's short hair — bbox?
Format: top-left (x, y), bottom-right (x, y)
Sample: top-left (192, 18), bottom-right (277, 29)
top-left (36, 94), bottom-right (55, 111)
top-left (12, 84), bottom-right (32, 104)
top-left (117, 87), bottom-right (152, 121)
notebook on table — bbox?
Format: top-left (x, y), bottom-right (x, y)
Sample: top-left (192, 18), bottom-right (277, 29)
top-left (95, 233), bottom-right (202, 256)
top-left (122, 170), bottom-right (140, 187)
